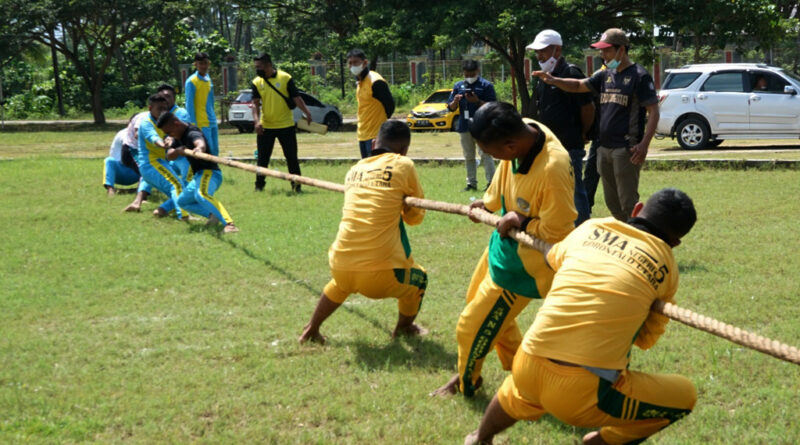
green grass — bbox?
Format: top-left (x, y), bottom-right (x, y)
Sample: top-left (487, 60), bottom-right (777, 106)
top-left (1, 155), bottom-right (799, 443)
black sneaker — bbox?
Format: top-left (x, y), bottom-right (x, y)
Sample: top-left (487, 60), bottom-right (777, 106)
top-left (254, 186), bottom-right (264, 192)
top-left (462, 184), bottom-right (478, 192)
top-left (292, 183), bottom-right (302, 194)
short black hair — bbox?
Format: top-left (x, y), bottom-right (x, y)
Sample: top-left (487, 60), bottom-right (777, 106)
top-left (155, 111), bottom-right (177, 129)
top-left (148, 94), bottom-right (168, 104)
top-left (469, 101), bottom-right (527, 143)
top-left (253, 53), bottom-right (272, 63)
top-left (157, 84), bottom-right (176, 95)
top-left (346, 48), bottom-right (367, 60)
top-left (462, 59), bottom-right (479, 72)
top-left (642, 188), bottom-right (697, 241)
top-left (194, 52), bottom-right (210, 61)
top-left (377, 119), bottom-right (411, 144)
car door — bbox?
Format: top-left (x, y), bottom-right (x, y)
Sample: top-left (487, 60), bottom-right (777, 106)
top-left (746, 70), bottom-right (800, 132)
top-left (293, 92), bottom-right (325, 123)
top-left (696, 71), bottom-right (749, 132)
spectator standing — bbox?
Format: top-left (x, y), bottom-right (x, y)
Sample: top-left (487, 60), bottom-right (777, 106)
top-left (346, 49), bottom-right (395, 158)
top-left (251, 53), bottom-right (313, 193)
top-left (447, 60), bottom-right (497, 192)
top-left (185, 52), bottom-right (220, 156)
top-left (528, 30), bottom-right (594, 225)
top-left (533, 28), bottom-right (659, 221)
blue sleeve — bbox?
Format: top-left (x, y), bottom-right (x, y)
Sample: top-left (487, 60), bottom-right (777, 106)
top-left (140, 118), bottom-right (162, 145)
top-left (185, 78), bottom-right (196, 124)
top-left (174, 107), bottom-right (190, 122)
top-left (484, 82), bottom-right (497, 102)
top-left (206, 79), bottom-right (217, 125)
top-left (448, 83), bottom-right (459, 103)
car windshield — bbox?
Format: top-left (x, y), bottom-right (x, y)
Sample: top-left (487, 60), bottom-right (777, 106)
top-left (424, 91), bottom-right (452, 103)
top-left (662, 72), bottom-right (701, 90)
top-left (780, 69), bottom-right (800, 85)
top-left (235, 91), bottom-right (252, 102)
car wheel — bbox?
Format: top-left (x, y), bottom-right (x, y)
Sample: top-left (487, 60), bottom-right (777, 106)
top-left (707, 139), bottom-right (723, 148)
top-left (323, 113), bottom-right (341, 131)
top-left (676, 118), bottom-right (710, 150)
top-left (236, 125), bottom-right (247, 133)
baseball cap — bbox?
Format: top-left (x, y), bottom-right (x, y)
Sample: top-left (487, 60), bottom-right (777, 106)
top-left (526, 29), bottom-right (562, 50)
top-left (591, 28), bottom-right (630, 48)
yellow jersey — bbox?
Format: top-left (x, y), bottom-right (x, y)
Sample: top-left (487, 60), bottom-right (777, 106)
top-left (482, 119), bottom-right (576, 298)
top-left (523, 217), bottom-right (679, 370)
top-left (252, 70), bottom-right (295, 129)
top-left (329, 152), bottom-right (425, 271)
top-left (356, 70), bottom-right (389, 141)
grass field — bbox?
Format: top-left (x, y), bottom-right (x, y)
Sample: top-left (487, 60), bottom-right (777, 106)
top-left (1, 145), bottom-right (799, 443)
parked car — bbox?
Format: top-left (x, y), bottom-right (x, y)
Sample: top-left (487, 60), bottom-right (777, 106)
top-left (406, 89), bottom-right (460, 131)
top-left (227, 89), bottom-right (343, 133)
top-left (656, 63), bottom-right (800, 149)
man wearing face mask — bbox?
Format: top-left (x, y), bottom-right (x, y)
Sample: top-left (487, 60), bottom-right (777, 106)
top-left (447, 59), bottom-right (497, 192)
top-left (528, 30), bottom-right (594, 225)
top-left (251, 53), bottom-right (313, 193)
top-left (533, 28), bottom-right (659, 222)
top-left (346, 48), bottom-right (396, 158)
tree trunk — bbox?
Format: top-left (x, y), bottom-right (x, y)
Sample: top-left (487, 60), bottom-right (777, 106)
top-left (114, 47), bottom-right (131, 88)
top-left (49, 28), bottom-right (66, 116)
top-left (91, 79), bottom-right (106, 125)
top-left (233, 17), bottom-right (243, 52)
top-left (244, 23), bottom-right (252, 55)
top-left (163, 20), bottom-right (181, 92)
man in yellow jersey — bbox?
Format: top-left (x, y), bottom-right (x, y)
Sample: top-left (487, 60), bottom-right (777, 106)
top-left (346, 49), bottom-right (395, 158)
top-left (433, 101), bottom-right (576, 397)
top-left (464, 188), bottom-right (698, 445)
top-left (251, 53), bottom-right (313, 193)
top-left (298, 120), bottom-right (427, 344)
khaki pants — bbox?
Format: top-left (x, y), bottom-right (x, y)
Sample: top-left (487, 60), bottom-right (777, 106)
top-left (597, 146), bottom-right (641, 221)
top-left (460, 132), bottom-right (496, 187)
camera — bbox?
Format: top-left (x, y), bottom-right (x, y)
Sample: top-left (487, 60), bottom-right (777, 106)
top-left (463, 87), bottom-right (474, 95)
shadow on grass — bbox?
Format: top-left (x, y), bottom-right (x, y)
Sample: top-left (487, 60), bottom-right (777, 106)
top-left (678, 260), bottom-right (709, 274)
top-left (213, 235), bottom-right (385, 332)
top-left (349, 334), bottom-right (458, 373)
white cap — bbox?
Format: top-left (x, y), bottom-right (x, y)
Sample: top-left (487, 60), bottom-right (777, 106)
top-left (526, 29), bottom-right (562, 50)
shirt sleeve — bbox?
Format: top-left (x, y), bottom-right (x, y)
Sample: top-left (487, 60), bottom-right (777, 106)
top-left (185, 130), bottom-right (208, 152)
top-left (447, 83), bottom-right (458, 104)
top-left (482, 163), bottom-right (504, 212)
top-left (140, 119), bottom-right (162, 145)
top-left (401, 160), bottom-right (425, 226)
top-left (483, 81), bottom-right (497, 102)
top-left (637, 71), bottom-right (659, 106)
top-left (184, 79), bottom-right (196, 124)
top-left (287, 78), bottom-right (300, 98)
top-left (251, 82), bottom-right (261, 100)
top-left (586, 70), bottom-right (606, 95)
top-left (566, 66), bottom-right (593, 106)
top-left (524, 152), bottom-right (578, 244)
top-left (371, 79), bottom-right (395, 118)
top-left (110, 132), bottom-right (124, 160)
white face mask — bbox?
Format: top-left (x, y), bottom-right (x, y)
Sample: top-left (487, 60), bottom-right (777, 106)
top-left (350, 64), bottom-right (364, 76)
top-left (464, 76), bottom-right (478, 84)
top-left (538, 56), bottom-right (557, 73)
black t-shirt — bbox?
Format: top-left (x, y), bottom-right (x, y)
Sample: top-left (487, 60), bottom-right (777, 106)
top-left (171, 125), bottom-right (219, 172)
top-left (586, 63), bottom-right (658, 148)
top-left (533, 58), bottom-right (593, 151)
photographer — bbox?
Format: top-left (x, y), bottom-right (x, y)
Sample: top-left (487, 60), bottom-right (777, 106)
top-left (447, 60), bottom-right (496, 192)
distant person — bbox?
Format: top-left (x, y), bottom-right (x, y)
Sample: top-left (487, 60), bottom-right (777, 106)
top-left (447, 59), bottom-right (497, 192)
top-left (185, 52), bottom-right (219, 156)
top-left (251, 53), bottom-right (313, 193)
top-left (533, 28), bottom-right (659, 222)
top-left (299, 120), bottom-right (427, 344)
top-left (103, 114), bottom-right (147, 196)
top-left (754, 75), bottom-right (768, 91)
top-left (346, 49), bottom-right (395, 158)
top-left (137, 94), bottom-right (185, 219)
top-left (432, 102), bottom-right (576, 398)
top-left (157, 111), bottom-right (238, 233)
top-left (528, 29), bottom-right (594, 224)
top-left (464, 188), bottom-right (698, 445)
top-left (157, 83), bottom-right (191, 182)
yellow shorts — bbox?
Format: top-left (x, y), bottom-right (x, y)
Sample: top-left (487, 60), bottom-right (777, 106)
top-left (323, 264), bottom-right (427, 317)
top-left (497, 352), bottom-right (696, 444)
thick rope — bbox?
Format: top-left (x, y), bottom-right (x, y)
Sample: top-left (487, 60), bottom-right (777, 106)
top-left (184, 150), bottom-right (800, 365)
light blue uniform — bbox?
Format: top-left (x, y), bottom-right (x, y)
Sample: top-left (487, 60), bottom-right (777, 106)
top-left (179, 169), bottom-right (232, 224)
top-left (168, 104), bottom-right (193, 182)
top-left (137, 114), bottom-right (185, 218)
top-left (185, 72), bottom-right (219, 156)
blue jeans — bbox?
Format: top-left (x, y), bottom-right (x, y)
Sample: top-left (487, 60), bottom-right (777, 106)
top-left (569, 149), bottom-right (591, 226)
top-left (359, 139), bottom-right (374, 159)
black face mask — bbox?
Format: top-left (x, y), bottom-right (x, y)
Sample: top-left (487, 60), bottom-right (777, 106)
top-left (256, 69), bottom-right (267, 79)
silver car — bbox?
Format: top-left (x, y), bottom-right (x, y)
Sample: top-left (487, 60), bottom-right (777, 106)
top-left (227, 89), bottom-right (343, 133)
top-left (656, 63), bottom-right (800, 149)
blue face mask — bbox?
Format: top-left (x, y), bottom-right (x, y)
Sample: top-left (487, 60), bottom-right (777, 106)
top-left (605, 48), bottom-right (621, 70)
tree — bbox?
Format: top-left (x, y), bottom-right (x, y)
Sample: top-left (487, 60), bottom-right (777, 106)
top-left (7, 0), bottom-right (168, 124)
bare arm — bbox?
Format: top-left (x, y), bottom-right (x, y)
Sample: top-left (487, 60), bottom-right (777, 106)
top-left (294, 96), bottom-right (313, 124)
top-left (252, 98), bottom-right (263, 135)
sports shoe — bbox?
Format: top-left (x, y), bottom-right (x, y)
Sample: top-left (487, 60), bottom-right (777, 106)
top-left (462, 184), bottom-right (478, 192)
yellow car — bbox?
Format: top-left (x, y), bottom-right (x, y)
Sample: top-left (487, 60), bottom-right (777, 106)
top-left (406, 89), bottom-right (459, 131)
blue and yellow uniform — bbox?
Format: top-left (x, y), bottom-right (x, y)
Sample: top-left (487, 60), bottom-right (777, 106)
top-left (168, 104), bottom-right (193, 182)
top-left (137, 114), bottom-right (185, 218)
top-left (324, 151), bottom-right (427, 316)
top-left (185, 72), bottom-right (219, 155)
top-left (456, 119), bottom-right (576, 396)
top-left (496, 217), bottom-right (695, 444)
top-left (171, 125), bottom-right (233, 225)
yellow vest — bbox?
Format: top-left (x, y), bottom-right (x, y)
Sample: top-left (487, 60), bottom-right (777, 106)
top-left (252, 70), bottom-right (295, 129)
top-left (144, 116), bottom-right (168, 165)
top-left (356, 70), bottom-right (388, 141)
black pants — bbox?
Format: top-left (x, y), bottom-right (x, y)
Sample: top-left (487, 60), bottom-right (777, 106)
top-left (583, 139), bottom-right (601, 210)
top-left (255, 126), bottom-right (301, 190)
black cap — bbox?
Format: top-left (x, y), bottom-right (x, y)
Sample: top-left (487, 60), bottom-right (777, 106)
top-left (253, 53), bottom-right (272, 63)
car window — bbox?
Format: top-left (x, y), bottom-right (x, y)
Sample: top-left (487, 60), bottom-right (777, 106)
top-left (300, 92), bottom-right (323, 107)
top-left (662, 72), bottom-right (701, 90)
top-left (235, 91), bottom-right (252, 102)
top-left (701, 72), bottom-right (744, 92)
top-left (749, 71), bottom-right (789, 94)
top-left (424, 91), bottom-right (452, 103)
